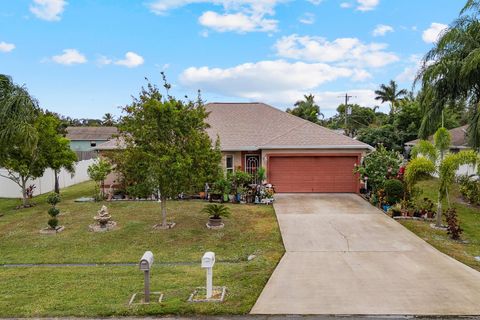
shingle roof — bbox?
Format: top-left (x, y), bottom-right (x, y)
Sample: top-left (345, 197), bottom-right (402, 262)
top-left (66, 126), bottom-right (118, 141)
top-left (205, 102), bottom-right (372, 151)
top-left (93, 137), bottom-right (126, 151)
top-left (405, 125), bottom-right (469, 148)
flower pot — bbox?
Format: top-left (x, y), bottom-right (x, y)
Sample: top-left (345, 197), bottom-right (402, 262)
top-left (199, 191), bottom-right (205, 199)
top-left (208, 217), bottom-right (223, 227)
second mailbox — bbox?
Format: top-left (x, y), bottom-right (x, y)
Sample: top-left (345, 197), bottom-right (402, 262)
top-left (201, 252), bottom-right (215, 268)
top-left (139, 251), bottom-right (154, 271)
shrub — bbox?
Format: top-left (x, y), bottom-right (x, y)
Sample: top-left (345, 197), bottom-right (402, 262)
top-left (48, 218), bottom-right (58, 229)
top-left (46, 193), bottom-right (61, 206)
top-left (383, 179), bottom-right (404, 205)
top-left (354, 145), bottom-right (402, 193)
top-left (445, 208), bottom-right (463, 240)
top-left (458, 174), bottom-right (480, 205)
top-left (48, 207), bottom-right (60, 217)
top-left (46, 192), bottom-right (61, 230)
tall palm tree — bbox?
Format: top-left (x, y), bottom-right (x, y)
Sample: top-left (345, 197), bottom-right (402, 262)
top-left (416, 0), bottom-right (480, 148)
top-left (374, 80), bottom-right (408, 115)
top-left (102, 113), bottom-right (116, 126)
top-left (287, 94), bottom-right (324, 124)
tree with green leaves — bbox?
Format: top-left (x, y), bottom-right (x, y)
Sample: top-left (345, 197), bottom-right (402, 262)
top-left (405, 127), bottom-right (479, 227)
top-left (87, 159), bottom-right (112, 201)
top-left (375, 80), bottom-right (408, 115)
top-left (355, 145), bottom-right (402, 193)
top-left (119, 80), bottom-right (222, 229)
top-left (0, 75), bottom-right (48, 206)
top-left (102, 113), bottom-right (116, 126)
top-left (416, 0), bottom-right (480, 148)
top-left (286, 94), bottom-right (324, 124)
top-left (37, 114), bottom-right (77, 194)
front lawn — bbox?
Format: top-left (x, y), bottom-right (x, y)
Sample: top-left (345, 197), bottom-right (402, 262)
top-left (0, 181), bottom-right (284, 317)
top-left (399, 178), bottom-right (480, 271)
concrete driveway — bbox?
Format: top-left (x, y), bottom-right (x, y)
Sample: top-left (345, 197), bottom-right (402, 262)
top-left (251, 194), bottom-right (480, 315)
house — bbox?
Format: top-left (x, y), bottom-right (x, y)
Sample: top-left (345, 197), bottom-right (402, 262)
top-left (66, 126), bottom-right (118, 152)
top-left (204, 103), bottom-right (372, 193)
top-left (404, 125), bottom-right (470, 153)
top-left (95, 103), bottom-right (373, 193)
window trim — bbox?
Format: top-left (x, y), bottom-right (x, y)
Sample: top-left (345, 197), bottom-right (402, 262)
top-left (225, 154), bottom-right (234, 173)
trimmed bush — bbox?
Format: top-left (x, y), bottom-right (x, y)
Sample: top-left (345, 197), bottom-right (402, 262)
top-left (384, 179), bottom-right (404, 205)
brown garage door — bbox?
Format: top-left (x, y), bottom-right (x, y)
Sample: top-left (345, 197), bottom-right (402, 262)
top-left (269, 156), bottom-right (358, 193)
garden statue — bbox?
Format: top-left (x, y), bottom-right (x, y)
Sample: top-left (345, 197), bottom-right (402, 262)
top-left (90, 205), bottom-right (117, 232)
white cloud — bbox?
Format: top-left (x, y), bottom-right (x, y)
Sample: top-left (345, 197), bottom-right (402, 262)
top-left (299, 12), bottom-right (315, 25)
top-left (372, 24), bottom-right (393, 37)
top-left (0, 41), bottom-right (15, 53)
top-left (307, 0), bottom-right (323, 5)
top-left (356, 0), bottom-right (379, 11)
top-left (114, 52), bottom-right (145, 68)
top-left (274, 34), bottom-right (399, 68)
top-left (199, 10), bottom-right (277, 32)
top-left (422, 22), bottom-right (448, 43)
top-left (148, 0), bottom-right (283, 33)
top-left (180, 60), bottom-right (371, 106)
top-left (30, 0), bottom-right (67, 21)
top-left (51, 49), bottom-right (87, 65)
top-left (395, 54), bottom-right (423, 83)
top-left (340, 2), bottom-right (352, 8)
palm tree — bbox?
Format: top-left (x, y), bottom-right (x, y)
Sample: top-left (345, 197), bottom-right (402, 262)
top-left (405, 127), bottom-right (479, 227)
top-left (416, 0), bottom-right (480, 148)
top-left (102, 113), bottom-right (116, 126)
top-left (287, 94), bottom-right (324, 124)
top-left (374, 80), bottom-right (408, 115)
top-left (0, 74), bottom-right (39, 149)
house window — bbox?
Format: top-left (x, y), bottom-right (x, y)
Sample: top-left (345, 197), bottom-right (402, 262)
top-left (225, 155), bottom-right (234, 174)
top-left (90, 141), bottom-right (97, 147)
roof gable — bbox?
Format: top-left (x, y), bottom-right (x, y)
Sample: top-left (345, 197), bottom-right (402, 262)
top-left (66, 126), bottom-right (118, 141)
top-left (205, 102), bottom-right (371, 151)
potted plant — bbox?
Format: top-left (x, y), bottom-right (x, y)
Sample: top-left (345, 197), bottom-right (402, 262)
top-left (202, 204), bottom-right (231, 228)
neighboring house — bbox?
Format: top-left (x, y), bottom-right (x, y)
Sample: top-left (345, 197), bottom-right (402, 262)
top-left (405, 125), bottom-right (470, 153)
top-left (96, 103), bottom-right (373, 193)
top-left (66, 126), bottom-right (118, 152)
top-left (405, 125), bottom-right (476, 176)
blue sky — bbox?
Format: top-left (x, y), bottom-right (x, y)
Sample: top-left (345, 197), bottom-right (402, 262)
top-left (0, 0), bottom-right (465, 118)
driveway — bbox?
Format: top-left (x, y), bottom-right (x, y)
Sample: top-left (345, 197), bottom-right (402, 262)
top-left (251, 194), bottom-right (480, 315)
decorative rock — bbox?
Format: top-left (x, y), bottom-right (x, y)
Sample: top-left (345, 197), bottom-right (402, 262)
top-left (188, 286), bottom-right (227, 303)
top-left (74, 197), bottom-right (95, 203)
top-left (247, 254), bottom-right (257, 261)
top-left (153, 222), bottom-right (176, 230)
top-left (40, 226), bottom-right (65, 234)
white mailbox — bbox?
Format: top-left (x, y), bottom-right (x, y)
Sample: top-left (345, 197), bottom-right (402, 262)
top-left (139, 251), bottom-right (154, 271)
top-left (201, 252), bottom-right (215, 268)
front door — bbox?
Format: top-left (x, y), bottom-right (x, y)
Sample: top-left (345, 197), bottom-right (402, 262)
top-left (245, 154), bottom-right (260, 183)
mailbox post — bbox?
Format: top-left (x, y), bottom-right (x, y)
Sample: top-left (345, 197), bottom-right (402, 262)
top-left (201, 252), bottom-right (215, 299)
top-left (139, 251), bottom-right (154, 303)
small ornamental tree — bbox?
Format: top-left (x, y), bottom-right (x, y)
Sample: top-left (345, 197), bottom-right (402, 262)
top-left (87, 159), bottom-right (112, 201)
top-left (119, 78), bottom-right (222, 229)
top-left (405, 127), bottom-right (479, 227)
top-left (37, 114), bottom-right (77, 194)
top-left (46, 192), bottom-right (61, 230)
top-left (355, 145), bottom-right (402, 193)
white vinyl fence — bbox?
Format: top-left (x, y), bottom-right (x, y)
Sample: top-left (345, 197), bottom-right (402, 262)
top-left (0, 159), bottom-right (95, 198)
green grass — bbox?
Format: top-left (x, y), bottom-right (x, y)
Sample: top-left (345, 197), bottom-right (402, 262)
top-left (399, 178), bottom-right (480, 271)
top-left (0, 181), bottom-right (284, 317)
